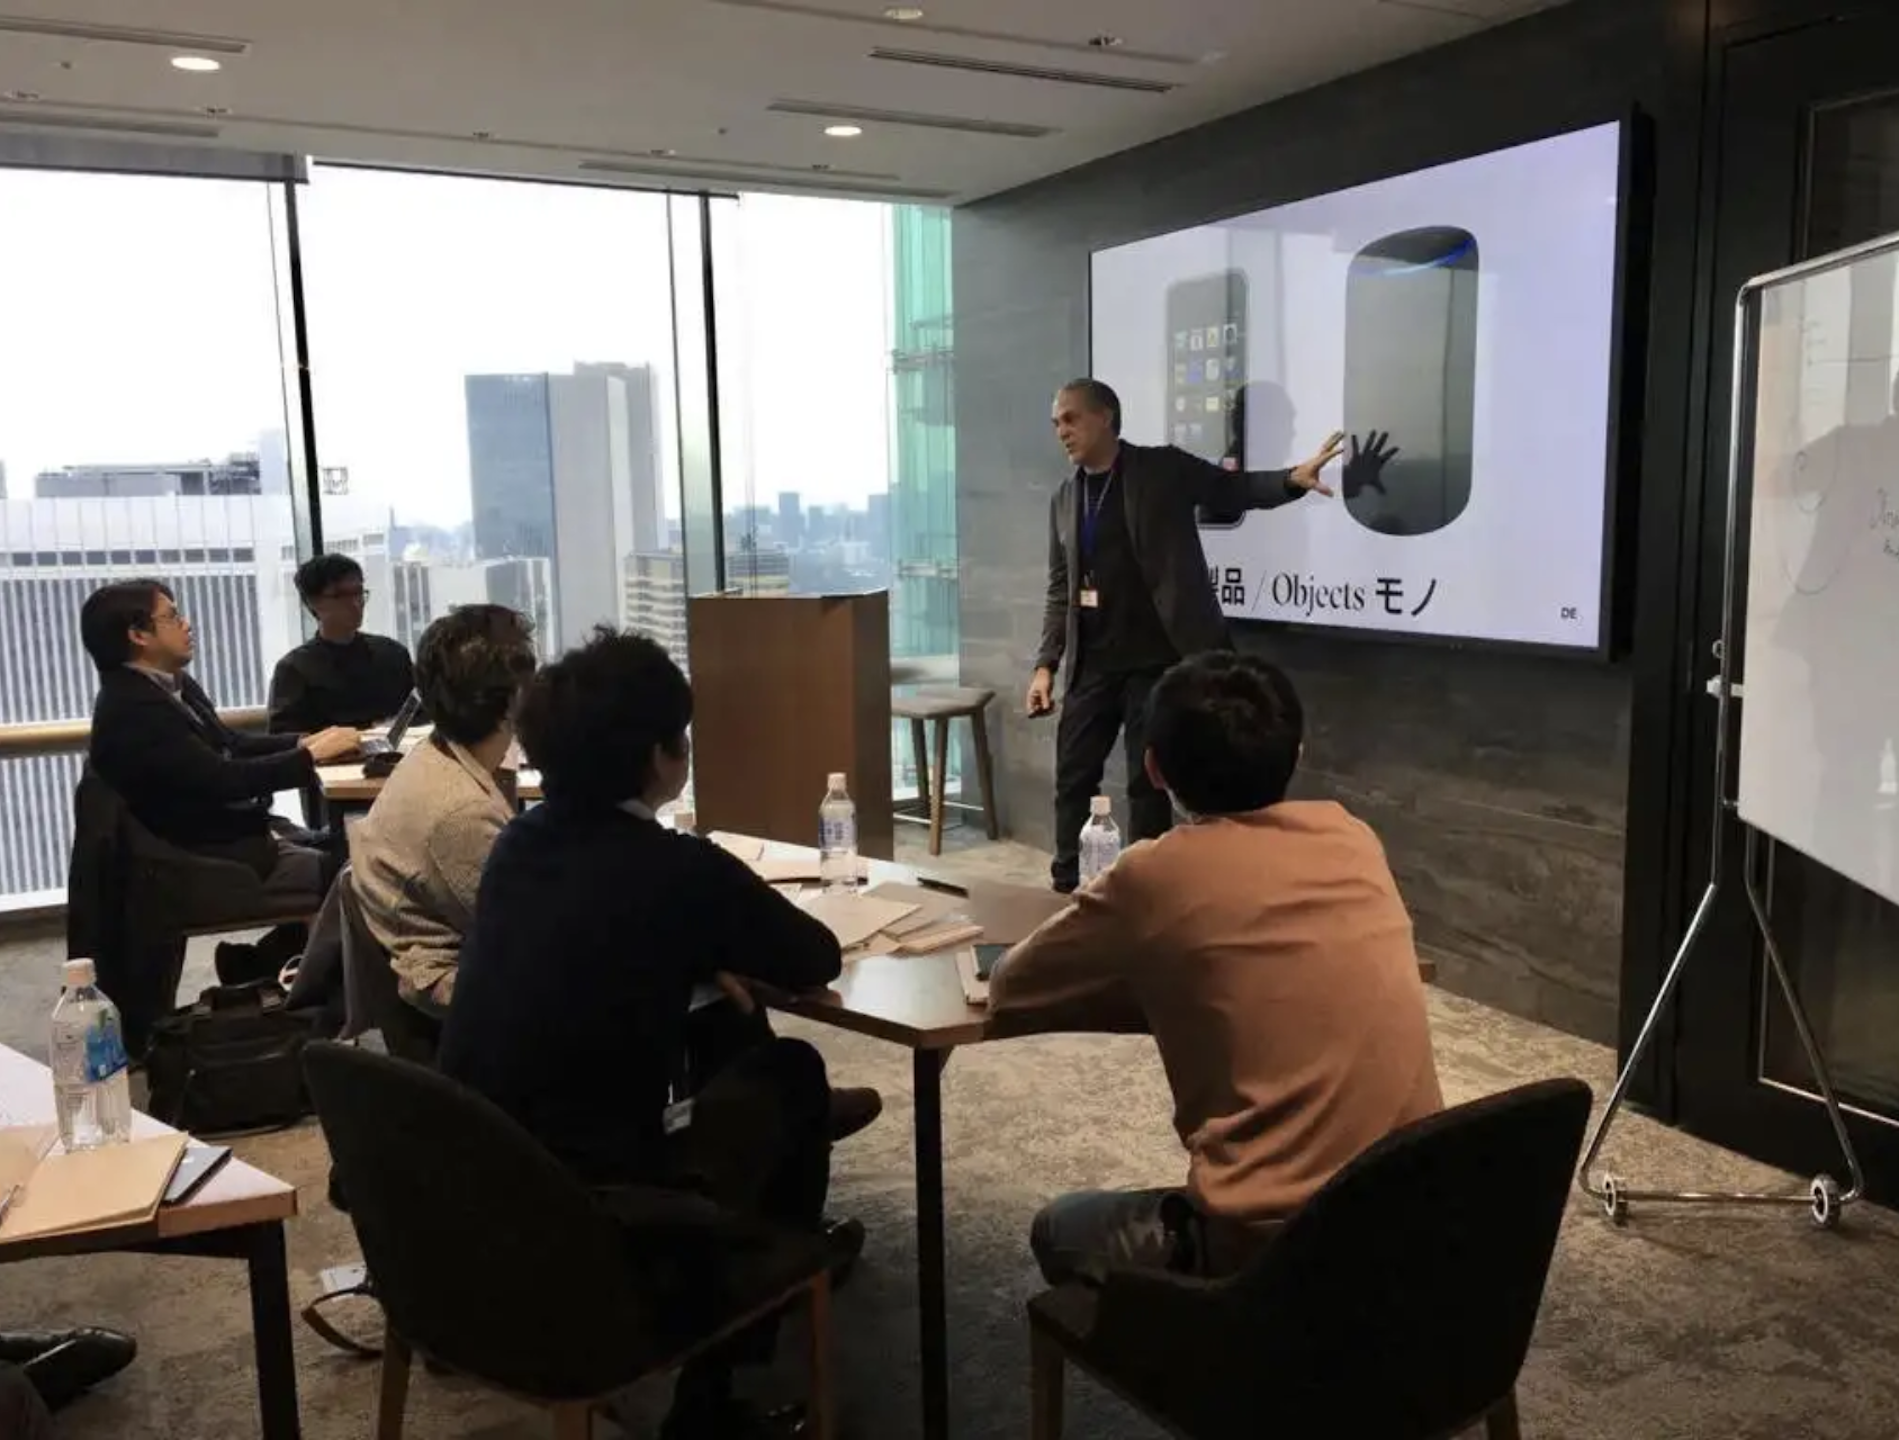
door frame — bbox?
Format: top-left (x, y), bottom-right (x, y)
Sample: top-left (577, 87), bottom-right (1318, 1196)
top-left (1659, 3), bottom-right (1899, 1201)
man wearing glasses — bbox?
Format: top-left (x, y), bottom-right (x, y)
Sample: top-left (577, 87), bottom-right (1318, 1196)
top-left (80, 581), bottom-right (360, 999)
top-left (269, 553), bottom-right (417, 737)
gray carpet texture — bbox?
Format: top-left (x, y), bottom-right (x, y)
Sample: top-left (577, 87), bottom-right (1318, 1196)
top-left (3, 834), bottom-right (1897, 1439)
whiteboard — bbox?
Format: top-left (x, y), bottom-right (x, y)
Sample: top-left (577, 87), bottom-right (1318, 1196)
top-left (1738, 247), bottom-right (1899, 908)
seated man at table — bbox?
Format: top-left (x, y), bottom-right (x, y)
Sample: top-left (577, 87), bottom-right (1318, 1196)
top-left (82, 580), bottom-right (360, 987)
top-left (989, 651), bottom-right (1442, 1283)
top-left (268, 553), bottom-right (417, 736)
top-left (351, 604), bottom-right (537, 1014)
top-left (441, 629), bottom-right (878, 1440)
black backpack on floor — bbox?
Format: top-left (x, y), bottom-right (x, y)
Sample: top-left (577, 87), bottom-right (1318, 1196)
top-left (145, 981), bottom-right (329, 1135)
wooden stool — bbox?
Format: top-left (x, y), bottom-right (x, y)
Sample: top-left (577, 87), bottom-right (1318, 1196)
top-left (891, 686), bottom-right (1000, 856)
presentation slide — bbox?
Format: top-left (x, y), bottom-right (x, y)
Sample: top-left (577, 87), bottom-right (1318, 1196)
top-left (1089, 121), bottom-right (1624, 649)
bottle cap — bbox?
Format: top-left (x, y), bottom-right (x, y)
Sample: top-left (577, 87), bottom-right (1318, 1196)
top-left (828, 772), bottom-right (847, 791)
top-left (62, 958), bottom-right (96, 988)
top-left (1090, 795), bottom-right (1112, 817)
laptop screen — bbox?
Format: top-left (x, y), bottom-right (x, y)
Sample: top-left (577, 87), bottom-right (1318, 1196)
top-left (384, 690), bottom-right (422, 750)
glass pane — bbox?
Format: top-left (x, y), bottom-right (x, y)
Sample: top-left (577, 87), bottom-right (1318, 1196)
top-left (297, 167), bottom-right (683, 664)
top-left (1759, 91), bottom-right (1899, 1110)
top-left (711, 196), bottom-right (960, 804)
top-left (0, 171), bottom-right (298, 910)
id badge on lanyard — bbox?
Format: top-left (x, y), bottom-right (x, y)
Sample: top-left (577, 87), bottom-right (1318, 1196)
top-left (1079, 466), bottom-right (1114, 610)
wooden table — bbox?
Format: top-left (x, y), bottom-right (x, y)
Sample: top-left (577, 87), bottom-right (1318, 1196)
top-left (317, 763), bottom-right (542, 806)
top-left (0, 1044), bottom-right (303, 1438)
top-left (747, 840), bottom-right (1065, 1440)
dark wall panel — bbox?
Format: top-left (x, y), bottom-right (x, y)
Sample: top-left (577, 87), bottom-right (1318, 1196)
top-left (953, 0), bottom-right (1693, 1043)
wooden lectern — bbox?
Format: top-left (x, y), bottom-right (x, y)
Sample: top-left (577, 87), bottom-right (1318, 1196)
top-left (686, 592), bottom-right (894, 859)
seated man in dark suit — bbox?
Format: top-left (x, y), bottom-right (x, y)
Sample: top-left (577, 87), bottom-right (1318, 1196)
top-left (442, 629), bottom-right (877, 1440)
top-left (268, 553), bottom-right (416, 736)
top-left (81, 580), bottom-right (361, 985)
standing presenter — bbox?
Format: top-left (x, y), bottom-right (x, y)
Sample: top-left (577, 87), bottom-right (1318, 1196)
top-left (1029, 378), bottom-right (1344, 893)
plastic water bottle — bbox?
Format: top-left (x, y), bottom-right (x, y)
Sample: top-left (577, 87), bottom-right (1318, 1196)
top-left (819, 771), bottom-right (859, 892)
top-left (49, 959), bottom-right (132, 1152)
top-left (1079, 796), bottom-right (1123, 886)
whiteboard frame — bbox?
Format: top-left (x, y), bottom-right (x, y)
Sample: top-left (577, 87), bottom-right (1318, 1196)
top-left (1569, 232), bottom-right (1899, 1224)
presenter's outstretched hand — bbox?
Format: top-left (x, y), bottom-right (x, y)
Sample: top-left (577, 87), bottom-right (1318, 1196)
top-left (1026, 667), bottom-right (1055, 718)
top-left (1289, 430), bottom-right (1347, 496)
top-left (1343, 430), bottom-right (1400, 500)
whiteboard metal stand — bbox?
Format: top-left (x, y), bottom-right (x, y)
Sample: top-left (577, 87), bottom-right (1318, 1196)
top-left (1576, 236), bottom-right (1895, 1230)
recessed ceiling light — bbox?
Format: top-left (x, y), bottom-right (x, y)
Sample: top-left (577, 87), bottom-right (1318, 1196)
top-left (201, 105), bottom-right (231, 117)
top-left (824, 124), bottom-right (863, 138)
top-left (1086, 34), bottom-right (1123, 49)
top-left (471, 130), bottom-right (494, 141)
top-left (170, 55), bottom-right (221, 73)
top-left (649, 147), bottom-right (677, 158)
top-left (5, 89), bottom-right (40, 102)
top-left (883, 6), bottom-right (925, 19)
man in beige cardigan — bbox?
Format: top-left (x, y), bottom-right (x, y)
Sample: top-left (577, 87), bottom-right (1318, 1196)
top-left (351, 605), bottom-right (538, 1012)
top-left (989, 651), bottom-right (1442, 1282)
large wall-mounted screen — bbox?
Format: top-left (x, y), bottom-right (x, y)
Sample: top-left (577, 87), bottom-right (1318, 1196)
top-left (1089, 120), bottom-right (1625, 650)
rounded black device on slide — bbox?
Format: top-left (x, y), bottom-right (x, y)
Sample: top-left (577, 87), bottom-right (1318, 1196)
top-left (1344, 226), bottom-right (1479, 538)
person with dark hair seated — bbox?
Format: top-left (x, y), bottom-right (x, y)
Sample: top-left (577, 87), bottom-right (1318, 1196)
top-left (269, 554), bottom-right (416, 736)
top-left (81, 581), bottom-right (360, 989)
top-left (441, 629), bottom-right (879, 1440)
top-left (351, 605), bottom-right (538, 1014)
top-left (990, 651), bottom-right (1442, 1284)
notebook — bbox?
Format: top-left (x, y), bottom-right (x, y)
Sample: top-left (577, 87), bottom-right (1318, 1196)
top-left (0, 1131), bottom-right (188, 1245)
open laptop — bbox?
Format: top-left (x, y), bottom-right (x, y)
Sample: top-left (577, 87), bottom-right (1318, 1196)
top-left (955, 943), bottom-right (1011, 1007)
top-left (359, 690), bottom-right (423, 773)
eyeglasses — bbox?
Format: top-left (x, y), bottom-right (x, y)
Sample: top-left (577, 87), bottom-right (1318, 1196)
top-left (321, 588), bottom-right (370, 603)
top-left (150, 608), bottom-right (188, 629)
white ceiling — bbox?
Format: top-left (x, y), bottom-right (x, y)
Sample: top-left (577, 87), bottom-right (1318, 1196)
top-left (0, 0), bottom-right (1563, 204)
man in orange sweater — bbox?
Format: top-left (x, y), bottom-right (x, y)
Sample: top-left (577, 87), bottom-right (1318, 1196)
top-left (989, 651), bottom-right (1441, 1282)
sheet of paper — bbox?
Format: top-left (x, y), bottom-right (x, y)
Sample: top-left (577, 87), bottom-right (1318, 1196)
top-left (710, 832), bottom-right (767, 863)
top-left (862, 882), bottom-right (961, 937)
top-left (798, 893), bottom-right (921, 951)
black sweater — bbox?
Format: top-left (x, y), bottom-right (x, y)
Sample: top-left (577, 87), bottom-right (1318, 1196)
top-left (268, 632), bottom-right (415, 735)
top-left (441, 802), bottom-right (842, 1184)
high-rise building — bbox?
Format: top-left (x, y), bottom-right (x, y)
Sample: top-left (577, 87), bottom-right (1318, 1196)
top-left (0, 496), bottom-right (298, 902)
top-left (392, 555), bottom-right (555, 656)
top-left (34, 454), bottom-right (266, 499)
top-left (464, 362), bottom-right (664, 651)
top-left (624, 551), bottom-right (690, 662)
top-left (777, 491), bottom-right (804, 548)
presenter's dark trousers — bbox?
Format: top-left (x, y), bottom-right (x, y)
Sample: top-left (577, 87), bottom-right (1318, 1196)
top-left (1052, 662), bottom-right (1174, 892)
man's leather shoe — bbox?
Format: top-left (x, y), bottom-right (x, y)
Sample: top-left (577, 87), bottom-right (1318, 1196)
top-left (828, 1086), bottom-right (882, 1142)
top-left (0, 1329), bottom-right (136, 1411)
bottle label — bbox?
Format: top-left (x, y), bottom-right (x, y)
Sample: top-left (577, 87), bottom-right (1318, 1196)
top-left (84, 1013), bottom-right (129, 1083)
top-left (820, 818), bottom-right (856, 849)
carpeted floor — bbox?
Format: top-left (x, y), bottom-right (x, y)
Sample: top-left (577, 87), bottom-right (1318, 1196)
top-left (5, 831), bottom-right (1899, 1439)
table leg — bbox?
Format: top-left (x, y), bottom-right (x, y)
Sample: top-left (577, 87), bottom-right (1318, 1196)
top-left (913, 1048), bottom-right (950, 1440)
top-left (245, 1222), bottom-right (303, 1440)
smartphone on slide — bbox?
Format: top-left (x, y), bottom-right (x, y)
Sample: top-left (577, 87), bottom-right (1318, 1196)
top-left (1167, 271), bottom-right (1250, 527)
top-left (1344, 226), bottom-right (1479, 537)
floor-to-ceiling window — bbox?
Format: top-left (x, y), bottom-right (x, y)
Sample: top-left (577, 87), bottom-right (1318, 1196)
top-left (710, 193), bottom-right (960, 803)
top-left (296, 167), bottom-right (691, 665)
top-left (0, 168), bottom-right (303, 908)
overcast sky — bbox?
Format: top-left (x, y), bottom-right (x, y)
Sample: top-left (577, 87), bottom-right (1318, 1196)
top-left (0, 166), bottom-right (893, 525)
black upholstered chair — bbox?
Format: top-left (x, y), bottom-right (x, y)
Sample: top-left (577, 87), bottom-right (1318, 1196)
top-left (334, 866), bottom-right (442, 1066)
top-left (302, 1042), bottom-right (835, 1440)
top-left (1027, 1078), bottom-right (1593, 1440)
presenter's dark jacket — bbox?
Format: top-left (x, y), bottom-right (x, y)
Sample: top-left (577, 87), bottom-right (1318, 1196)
top-left (1035, 442), bottom-right (1308, 685)
top-left (88, 666), bottom-right (314, 850)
